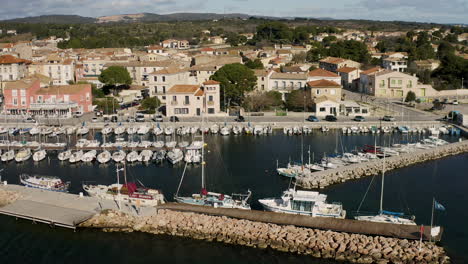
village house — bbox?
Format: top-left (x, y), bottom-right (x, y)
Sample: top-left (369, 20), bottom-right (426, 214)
top-left (148, 67), bottom-right (192, 102)
top-left (337, 67), bottom-right (360, 90)
top-left (209, 36), bottom-right (225, 45)
top-left (166, 81), bottom-right (221, 117)
top-left (307, 79), bottom-right (342, 102)
top-left (0, 55), bottom-right (30, 83)
top-left (268, 72), bottom-right (308, 100)
top-left (28, 54), bottom-right (75, 85)
top-left (3, 78), bottom-right (92, 117)
top-left (319, 57), bottom-right (361, 73)
top-left (160, 39), bottom-right (190, 49)
top-left (308, 68), bottom-right (342, 83)
top-left (382, 57), bottom-right (407, 72)
top-left (253, 69), bottom-right (274, 91)
top-left (410, 60), bottom-right (441, 72)
top-left (147, 45), bottom-right (168, 55)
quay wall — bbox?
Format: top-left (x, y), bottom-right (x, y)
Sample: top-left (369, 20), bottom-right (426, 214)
top-left (297, 140), bottom-right (468, 189)
top-left (81, 209), bottom-right (450, 264)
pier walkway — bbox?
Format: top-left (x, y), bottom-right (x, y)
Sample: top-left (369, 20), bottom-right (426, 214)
top-left (156, 203), bottom-right (443, 241)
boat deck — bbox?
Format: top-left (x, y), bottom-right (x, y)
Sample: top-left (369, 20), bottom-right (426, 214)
top-left (156, 203), bottom-right (443, 242)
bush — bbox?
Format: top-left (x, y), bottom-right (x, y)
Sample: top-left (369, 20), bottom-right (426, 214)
top-left (405, 91), bottom-right (416, 102)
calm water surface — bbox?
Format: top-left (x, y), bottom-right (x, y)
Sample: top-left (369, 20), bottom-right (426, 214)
top-left (0, 131), bottom-right (466, 263)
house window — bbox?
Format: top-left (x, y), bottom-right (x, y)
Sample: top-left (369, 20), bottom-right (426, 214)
top-left (391, 79), bottom-right (396, 85)
top-left (209, 95), bottom-right (213, 101)
top-left (261, 84), bottom-right (265, 90)
top-left (290, 81), bottom-right (294, 88)
top-left (162, 86), bottom-right (166, 93)
top-left (298, 82), bottom-right (302, 88)
top-left (274, 81), bottom-right (278, 88)
top-left (13, 98), bottom-right (18, 105)
top-left (197, 97), bottom-right (200, 100)
top-left (154, 76), bottom-right (157, 82)
top-left (380, 80), bottom-right (385, 87)
top-left (162, 76), bottom-right (166, 82)
top-left (184, 96), bottom-right (190, 105)
top-left (330, 89), bottom-right (336, 95)
top-left (398, 80), bottom-right (402, 85)
top-left (174, 108), bottom-right (189, 114)
top-left (20, 90), bottom-right (26, 96)
top-left (21, 97), bottom-right (26, 106)
top-left (208, 108), bottom-right (215, 114)
top-left (37, 96), bottom-right (43, 103)
top-left (407, 80), bottom-right (413, 88)
top-left (12, 89), bottom-right (17, 96)
top-left (282, 81), bottom-right (286, 88)
top-left (319, 107), bottom-right (326, 112)
top-left (86, 93), bottom-right (90, 101)
top-left (316, 90), bottom-right (320, 95)
top-left (162, 96), bottom-right (166, 100)
top-left (172, 96), bottom-right (177, 101)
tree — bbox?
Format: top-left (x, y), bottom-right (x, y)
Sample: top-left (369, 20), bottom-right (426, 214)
top-left (328, 40), bottom-right (371, 63)
top-left (405, 91), bottom-right (416, 102)
top-left (93, 97), bottom-right (120, 114)
top-left (99, 66), bottom-right (132, 87)
top-left (243, 91), bottom-right (283, 111)
top-left (245, 59), bottom-right (264, 69)
top-left (285, 90), bottom-right (313, 111)
top-left (210, 63), bottom-right (257, 106)
top-left (140, 97), bottom-right (161, 114)
top-left (256, 22), bottom-right (293, 43)
top-left (291, 52), bottom-right (307, 64)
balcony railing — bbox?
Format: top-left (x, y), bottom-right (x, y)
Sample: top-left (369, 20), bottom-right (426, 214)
top-left (30, 102), bottom-right (78, 110)
top-left (171, 101), bottom-right (178, 106)
top-left (183, 101), bottom-right (190, 105)
top-left (207, 101), bottom-right (215, 106)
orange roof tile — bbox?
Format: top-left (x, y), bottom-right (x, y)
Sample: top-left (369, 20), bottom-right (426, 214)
top-left (148, 45), bottom-right (163, 50)
top-left (308, 68), bottom-right (339, 77)
top-left (337, 67), bottom-right (357, 73)
top-left (361, 67), bottom-right (382, 75)
top-left (168, 85), bottom-right (200, 94)
top-left (194, 89), bottom-right (204, 96)
top-left (201, 47), bottom-right (215, 52)
top-left (203, 80), bottom-right (220, 85)
top-left (307, 79), bottom-right (341, 87)
top-left (0, 55), bottom-right (30, 65)
top-left (319, 56), bottom-right (346, 64)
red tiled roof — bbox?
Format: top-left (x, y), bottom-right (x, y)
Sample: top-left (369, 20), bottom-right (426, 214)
top-left (361, 67), bottom-right (382, 75)
top-left (148, 45), bottom-right (163, 50)
top-left (194, 89), bottom-right (204, 96)
top-left (308, 68), bottom-right (339, 77)
top-left (203, 80), bottom-right (220, 85)
top-left (337, 67), bottom-right (357, 73)
top-left (167, 84), bottom-right (200, 94)
top-left (319, 56), bottom-right (346, 64)
top-left (201, 48), bottom-right (215, 52)
top-left (307, 79), bottom-right (341, 87)
top-left (0, 55), bottom-right (30, 65)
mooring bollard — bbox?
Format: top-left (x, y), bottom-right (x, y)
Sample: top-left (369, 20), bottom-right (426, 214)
top-left (79, 192), bottom-right (83, 198)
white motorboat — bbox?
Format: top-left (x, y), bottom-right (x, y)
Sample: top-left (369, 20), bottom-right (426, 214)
top-left (167, 148), bottom-right (183, 164)
top-left (178, 141), bottom-right (189, 148)
top-left (127, 141), bottom-right (139, 148)
top-left (85, 140), bottom-right (100, 148)
top-left (101, 126), bottom-right (113, 135)
top-left (210, 124), bottom-right (219, 134)
top-left (140, 150), bottom-right (153, 163)
top-left (97, 150), bottom-right (112, 164)
top-left (113, 138), bottom-right (128, 148)
top-left (126, 150), bottom-right (141, 163)
top-left (69, 150), bottom-right (84, 163)
top-left (114, 126), bottom-right (126, 135)
top-left (254, 125), bottom-right (264, 135)
top-left (153, 126), bottom-right (163, 136)
top-left (184, 148), bottom-right (201, 163)
top-left (127, 126), bottom-right (138, 135)
top-left (58, 150), bottom-right (72, 161)
top-left (82, 150), bottom-right (97, 162)
top-left (165, 141), bottom-right (177, 148)
top-left (65, 126), bottom-right (76, 135)
top-left (20, 174), bottom-right (70, 192)
top-left (232, 126), bottom-right (241, 135)
top-left (220, 126), bottom-right (230, 136)
top-left (137, 125), bottom-right (150, 135)
top-left (29, 126), bottom-right (40, 136)
top-left (153, 141), bottom-right (164, 148)
top-left (75, 139), bottom-right (89, 148)
top-left (40, 127), bottom-right (53, 135)
top-left (0, 127), bottom-right (8, 134)
top-left (342, 153), bottom-right (360, 163)
top-left (164, 126), bottom-right (174, 135)
top-left (76, 126), bottom-right (89, 136)
top-left (259, 188), bottom-right (346, 218)
top-left (15, 148), bottom-right (32, 162)
top-left (112, 150), bottom-right (126, 163)
top-left (190, 126), bottom-right (199, 134)
top-left (138, 141), bottom-right (153, 148)
top-left (33, 149), bottom-right (47, 162)
top-left (1, 149), bottom-right (15, 162)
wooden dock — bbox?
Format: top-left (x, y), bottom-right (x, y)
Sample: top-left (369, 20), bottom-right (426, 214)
top-left (157, 203), bottom-right (443, 242)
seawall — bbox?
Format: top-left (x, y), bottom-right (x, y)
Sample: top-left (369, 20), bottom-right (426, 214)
top-left (81, 209), bottom-right (450, 264)
top-left (296, 140), bottom-right (468, 189)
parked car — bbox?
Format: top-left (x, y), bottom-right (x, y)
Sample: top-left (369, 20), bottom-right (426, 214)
top-left (23, 117), bottom-right (36, 123)
top-left (235, 115), bottom-right (245, 122)
top-left (135, 113), bottom-right (145, 122)
top-left (73, 111), bottom-right (83, 118)
top-left (325, 115), bottom-right (337, 122)
top-left (306, 115), bottom-right (319, 122)
top-left (95, 111), bottom-right (103, 117)
top-left (111, 115), bottom-right (118, 123)
top-left (354, 115), bottom-right (365, 122)
top-left (382, 115), bottom-right (395, 121)
top-left (152, 115), bottom-right (163, 122)
top-left (169, 116), bottom-right (179, 122)
top-left (452, 100), bottom-right (459, 105)
top-left (91, 117), bottom-right (99, 123)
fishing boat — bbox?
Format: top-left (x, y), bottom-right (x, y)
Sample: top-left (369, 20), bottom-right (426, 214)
top-left (112, 150), bottom-right (126, 163)
top-left (167, 148), bottom-right (183, 164)
top-left (175, 107), bottom-right (251, 210)
top-left (69, 150), bottom-right (83, 164)
top-left (9, 127), bottom-right (19, 136)
top-left (259, 188), bottom-right (346, 218)
top-left (58, 150), bottom-right (72, 161)
top-left (83, 165), bottom-right (165, 206)
top-left (354, 150), bottom-right (416, 225)
top-left (15, 148), bottom-right (32, 162)
top-left (33, 149), bottom-right (47, 162)
top-left (20, 174), bottom-right (70, 192)
top-left (1, 149), bottom-right (15, 162)
top-left (97, 150), bottom-right (112, 164)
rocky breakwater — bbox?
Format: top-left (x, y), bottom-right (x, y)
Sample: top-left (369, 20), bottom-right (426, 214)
top-left (82, 209), bottom-right (449, 263)
top-left (297, 140), bottom-right (468, 189)
top-left (0, 187), bottom-right (21, 207)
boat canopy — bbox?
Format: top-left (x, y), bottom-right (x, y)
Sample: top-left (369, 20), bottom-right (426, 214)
top-left (123, 183), bottom-right (137, 194)
top-left (380, 210), bottom-right (405, 216)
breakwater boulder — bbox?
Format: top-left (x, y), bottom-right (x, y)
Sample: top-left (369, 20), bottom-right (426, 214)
top-left (0, 188), bottom-right (21, 207)
top-left (297, 140), bottom-right (468, 189)
top-left (81, 209), bottom-right (450, 263)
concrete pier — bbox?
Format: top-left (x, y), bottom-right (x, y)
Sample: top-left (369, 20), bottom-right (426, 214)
top-left (296, 140), bottom-right (468, 189)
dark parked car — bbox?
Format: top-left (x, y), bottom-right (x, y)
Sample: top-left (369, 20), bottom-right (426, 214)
top-left (135, 113), bottom-right (145, 122)
top-left (354, 115), bottom-right (365, 122)
top-left (111, 115), bottom-right (118, 123)
top-left (235, 115), bottom-right (245, 122)
top-left (306, 115), bottom-right (319, 122)
top-left (152, 115), bottom-right (163, 122)
top-left (169, 116), bottom-right (179, 122)
top-left (23, 117), bottom-right (36, 123)
top-left (325, 115), bottom-right (337, 122)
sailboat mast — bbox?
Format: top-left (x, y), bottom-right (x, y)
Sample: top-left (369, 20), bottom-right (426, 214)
top-left (379, 147), bottom-right (386, 213)
top-left (201, 95), bottom-right (206, 190)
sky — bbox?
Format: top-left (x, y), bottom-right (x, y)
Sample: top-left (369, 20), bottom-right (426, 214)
top-left (0, 0), bottom-right (467, 24)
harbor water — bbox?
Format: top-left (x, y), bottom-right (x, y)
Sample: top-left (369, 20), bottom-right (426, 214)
top-left (0, 131), bottom-right (466, 263)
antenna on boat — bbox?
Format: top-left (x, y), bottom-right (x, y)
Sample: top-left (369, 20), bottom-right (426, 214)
top-left (116, 164), bottom-right (124, 211)
top-left (379, 141), bottom-right (386, 214)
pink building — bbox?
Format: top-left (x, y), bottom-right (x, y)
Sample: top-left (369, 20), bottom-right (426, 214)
top-left (3, 78), bottom-right (92, 117)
